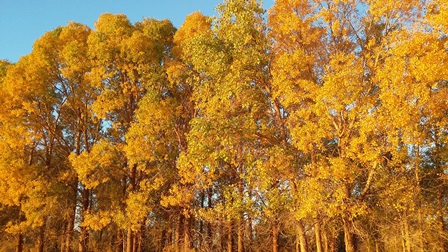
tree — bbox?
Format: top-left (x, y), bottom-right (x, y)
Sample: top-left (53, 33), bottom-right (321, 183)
top-left (0, 23), bottom-right (95, 251)
top-left (171, 1), bottom-right (270, 252)
top-left (84, 13), bottom-right (176, 252)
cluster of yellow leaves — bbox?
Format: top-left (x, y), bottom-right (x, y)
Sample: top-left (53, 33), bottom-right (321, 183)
top-left (70, 140), bottom-right (124, 189)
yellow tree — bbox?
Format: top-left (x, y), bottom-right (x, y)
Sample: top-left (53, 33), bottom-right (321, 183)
top-left (86, 14), bottom-right (140, 252)
top-left (0, 60), bottom-right (31, 252)
top-left (0, 22), bottom-right (95, 251)
top-left (268, 1), bottom-right (325, 250)
top-left (373, 6), bottom-right (448, 248)
top-left (267, 0), bottom-right (424, 251)
top-left (171, 1), bottom-right (270, 251)
top-left (55, 22), bottom-right (99, 252)
top-left (82, 13), bottom-right (176, 252)
top-left (123, 17), bottom-right (178, 252)
top-left (149, 11), bottom-right (213, 252)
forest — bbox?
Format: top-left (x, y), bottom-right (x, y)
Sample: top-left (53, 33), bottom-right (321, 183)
top-left (0, 0), bottom-right (447, 251)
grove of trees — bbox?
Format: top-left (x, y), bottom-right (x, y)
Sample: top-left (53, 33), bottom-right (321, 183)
top-left (0, 0), bottom-right (447, 251)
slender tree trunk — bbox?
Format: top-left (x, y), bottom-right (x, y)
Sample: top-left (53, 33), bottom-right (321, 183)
top-left (37, 220), bottom-right (46, 252)
top-left (227, 221), bottom-right (233, 252)
top-left (132, 229), bottom-right (137, 252)
top-left (199, 192), bottom-right (205, 247)
top-left (16, 233), bottom-right (23, 252)
top-left (116, 229), bottom-right (124, 252)
top-left (435, 136), bottom-right (447, 252)
top-left (132, 231), bottom-right (138, 252)
top-left (60, 226), bottom-right (66, 252)
top-left (438, 187), bottom-right (446, 252)
top-left (323, 228), bottom-right (329, 252)
top-left (315, 221), bottom-right (323, 252)
top-left (79, 225), bottom-right (89, 251)
top-left (126, 229), bottom-right (134, 252)
top-left (79, 189), bottom-right (90, 252)
top-left (161, 228), bottom-right (167, 252)
top-left (207, 188), bottom-right (213, 248)
top-left (66, 130), bottom-right (81, 252)
top-left (343, 217), bottom-right (356, 252)
top-left (401, 227), bottom-right (406, 252)
top-left (184, 214), bottom-right (192, 251)
top-left (64, 215), bottom-right (74, 252)
top-left (247, 215), bottom-right (253, 252)
top-left (272, 221), bottom-right (279, 252)
top-left (237, 174), bottom-right (244, 252)
top-left (175, 214), bottom-right (183, 252)
top-left (167, 222), bottom-right (173, 246)
top-left (220, 222), bottom-right (225, 251)
top-left (65, 182), bottom-right (77, 252)
top-left (297, 221), bottom-right (308, 252)
top-left (126, 163), bottom-right (137, 252)
top-left (137, 221), bottom-right (145, 252)
top-left (403, 218), bottom-right (411, 252)
top-left (296, 236), bottom-right (300, 252)
top-left (342, 183), bottom-right (356, 252)
top-left (417, 209), bottom-right (425, 252)
top-left (238, 218), bottom-right (244, 252)
top-left (329, 231), bottom-right (337, 252)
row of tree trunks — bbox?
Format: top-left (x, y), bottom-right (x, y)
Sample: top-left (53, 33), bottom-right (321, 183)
top-left (13, 209), bottom-right (365, 252)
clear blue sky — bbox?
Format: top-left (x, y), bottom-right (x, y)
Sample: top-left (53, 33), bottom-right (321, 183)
top-left (0, 0), bottom-right (274, 63)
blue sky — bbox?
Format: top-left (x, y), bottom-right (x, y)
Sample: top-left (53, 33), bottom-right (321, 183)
top-left (0, 0), bottom-right (275, 63)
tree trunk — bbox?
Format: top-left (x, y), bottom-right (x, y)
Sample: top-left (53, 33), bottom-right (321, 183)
top-left (401, 228), bottom-right (406, 252)
top-left (184, 214), bottom-right (192, 251)
top-left (323, 228), bottom-right (329, 252)
top-left (238, 218), bottom-right (244, 252)
top-left (403, 218), bottom-right (411, 252)
top-left (315, 221), bottom-right (323, 252)
top-left (199, 191), bottom-right (205, 247)
top-left (79, 188), bottom-right (90, 252)
top-left (116, 229), bottom-right (124, 252)
top-left (272, 221), bottom-right (279, 252)
top-left (237, 174), bottom-right (244, 252)
top-left (67, 130), bottom-right (81, 252)
top-left (220, 222), bottom-right (226, 251)
top-left (329, 231), bottom-right (337, 252)
top-left (137, 221), bottom-right (145, 252)
top-left (126, 229), bottom-right (134, 252)
top-left (161, 228), bottom-right (167, 252)
top-left (64, 216), bottom-right (74, 252)
top-left (207, 188), bottom-right (213, 248)
top-left (227, 221), bottom-right (233, 252)
top-left (247, 215), bottom-right (253, 252)
top-left (435, 136), bottom-right (447, 252)
top-left (297, 220), bottom-right (307, 252)
top-left (417, 209), bottom-right (425, 252)
top-left (438, 189), bottom-right (447, 251)
top-left (343, 217), bottom-right (356, 252)
top-left (79, 226), bottom-right (89, 252)
top-left (37, 221), bottom-right (46, 252)
top-left (133, 230), bottom-right (138, 252)
top-left (342, 183), bottom-right (356, 252)
top-left (126, 163), bottom-right (137, 252)
top-left (16, 233), bottom-right (23, 252)
top-left (175, 214), bottom-right (183, 252)
top-left (64, 181), bottom-right (77, 252)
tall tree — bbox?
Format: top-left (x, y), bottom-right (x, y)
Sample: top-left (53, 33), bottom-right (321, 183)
top-left (171, 1), bottom-right (270, 252)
